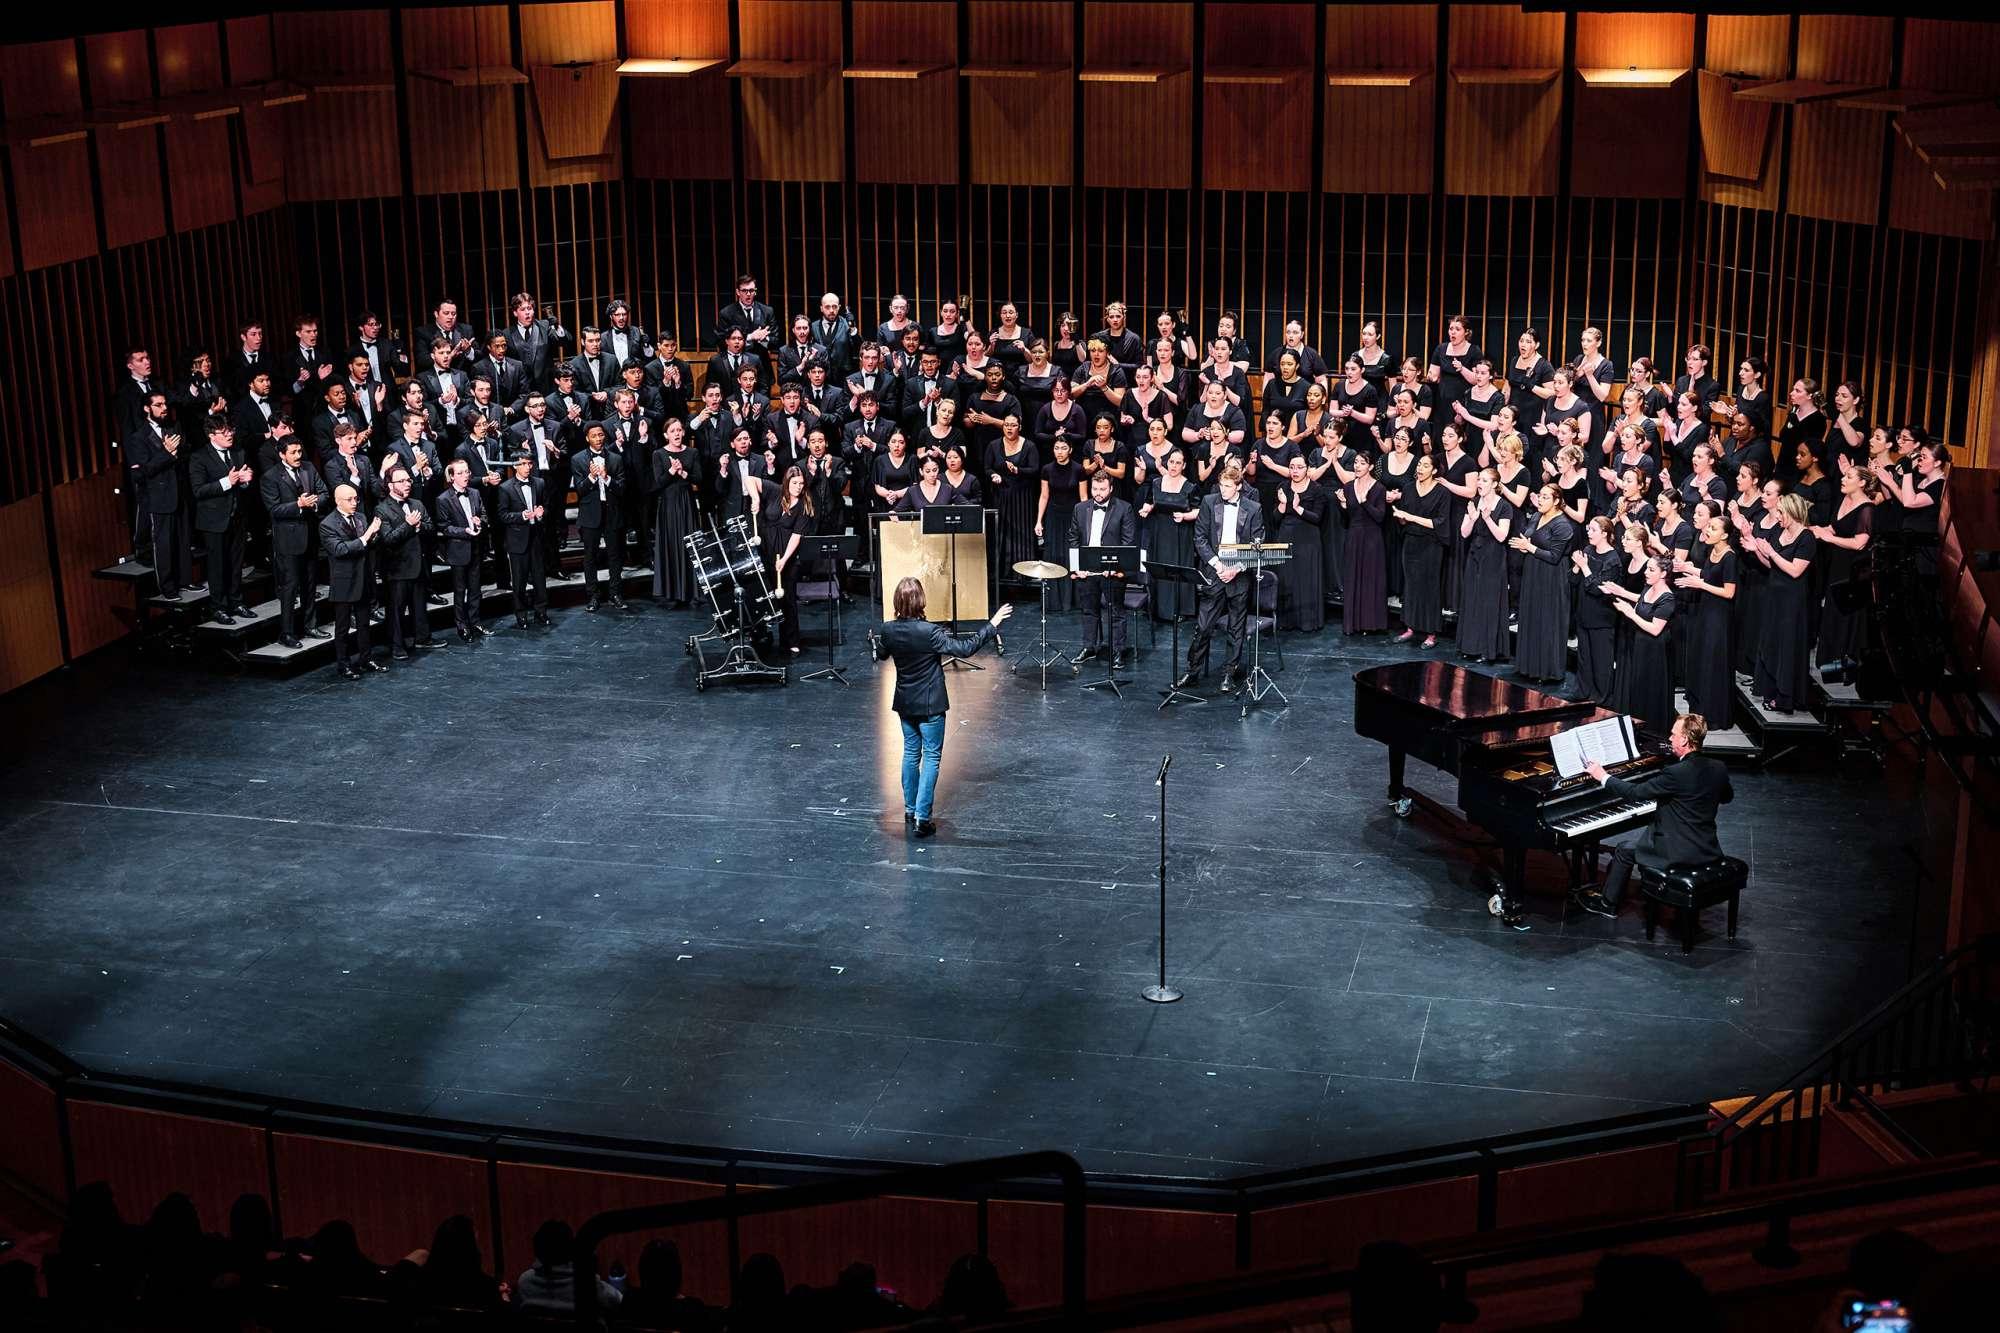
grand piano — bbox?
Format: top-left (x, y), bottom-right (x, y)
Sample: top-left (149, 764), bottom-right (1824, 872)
top-left (1353, 661), bottom-right (1666, 926)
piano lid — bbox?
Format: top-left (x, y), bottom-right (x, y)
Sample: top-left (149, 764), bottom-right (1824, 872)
top-left (1353, 661), bottom-right (1593, 727)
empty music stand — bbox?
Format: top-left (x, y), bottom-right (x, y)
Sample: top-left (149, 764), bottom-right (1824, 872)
top-left (1232, 541), bottom-right (1291, 718)
top-left (1147, 558), bottom-right (1206, 710)
top-left (796, 533), bottom-right (856, 685)
top-left (922, 504), bottom-right (985, 670)
top-left (1074, 544), bottom-right (1139, 697)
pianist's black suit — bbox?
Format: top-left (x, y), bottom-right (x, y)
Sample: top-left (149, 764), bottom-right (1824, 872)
top-left (1597, 753), bottom-right (1734, 908)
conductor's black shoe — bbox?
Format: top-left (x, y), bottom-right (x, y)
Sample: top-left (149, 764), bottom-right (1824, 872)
top-left (1173, 671), bottom-right (1201, 690)
top-left (903, 811), bottom-right (915, 829)
top-left (913, 818), bottom-right (938, 839)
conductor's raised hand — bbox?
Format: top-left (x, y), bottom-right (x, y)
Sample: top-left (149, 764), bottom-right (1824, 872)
top-left (989, 602), bottom-right (1014, 628)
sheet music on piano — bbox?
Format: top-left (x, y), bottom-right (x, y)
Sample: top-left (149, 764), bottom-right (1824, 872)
top-left (1548, 714), bottom-right (1637, 779)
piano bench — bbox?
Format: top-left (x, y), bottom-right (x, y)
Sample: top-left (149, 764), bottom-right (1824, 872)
top-left (1637, 856), bottom-right (1749, 954)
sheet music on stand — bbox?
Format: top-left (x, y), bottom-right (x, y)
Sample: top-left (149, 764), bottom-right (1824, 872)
top-left (1550, 714), bottom-right (1638, 779)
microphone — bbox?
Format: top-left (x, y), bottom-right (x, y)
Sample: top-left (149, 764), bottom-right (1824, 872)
top-left (1156, 753), bottom-right (1171, 785)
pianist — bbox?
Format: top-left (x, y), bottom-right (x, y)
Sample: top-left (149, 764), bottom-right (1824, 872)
top-left (1573, 713), bottom-right (1733, 918)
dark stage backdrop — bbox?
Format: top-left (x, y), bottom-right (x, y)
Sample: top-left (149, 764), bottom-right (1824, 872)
top-left (1, 4), bottom-right (1998, 692)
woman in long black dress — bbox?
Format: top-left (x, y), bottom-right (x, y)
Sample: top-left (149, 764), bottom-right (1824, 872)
top-left (1604, 522), bottom-right (1653, 696)
top-left (1778, 378), bottom-right (1828, 485)
top-left (1492, 433), bottom-right (1533, 607)
top-left (984, 416), bottom-right (1040, 574)
top-left (1872, 439), bottom-right (1947, 577)
top-left (1250, 412), bottom-right (1300, 531)
top-left (1288, 381), bottom-right (1332, 448)
top-left (1123, 364), bottom-right (1176, 452)
top-left (1435, 423), bottom-right (1479, 614)
top-left (1673, 514), bottom-right (1738, 729)
top-left (961, 362), bottom-right (1020, 460)
top-left (1813, 466), bottom-right (1879, 673)
top-left (1017, 339), bottom-right (1063, 428)
top-left (1339, 452), bottom-right (1389, 634)
top-left (1309, 419), bottom-right (1358, 606)
top-left (1033, 373), bottom-right (1088, 459)
top-left (1272, 455), bottom-right (1325, 632)
top-left (1828, 381), bottom-right (1868, 473)
top-left (1137, 447), bottom-right (1199, 621)
top-left (651, 418), bottom-right (703, 606)
top-left (1509, 328), bottom-right (1554, 449)
top-left (1378, 427), bottom-right (1418, 601)
top-left (1729, 470), bottom-right (1779, 677)
top-left (1750, 492), bottom-right (1817, 714)
top-left (871, 431), bottom-right (918, 514)
top-left (1733, 354), bottom-right (1773, 442)
top-left (1675, 343), bottom-right (1721, 418)
top-left (1331, 355), bottom-right (1382, 439)
top-left (1570, 517), bottom-right (1622, 701)
top-left (1131, 416), bottom-right (1175, 492)
top-left (988, 302), bottom-right (1033, 370)
top-left (895, 454), bottom-right (956, 515)
top-left (942, 444), bottom-right (982, 508)
top-left (1609, 558), bottom-right (1678, 731)
top-left (1508, 484), bottom-right (1575, 683)
top-left (1678, 439), bottom-right (1728, 515)
top-left (1573, 325), bottom-right (1615, 438)
top-left (1551, 438), bottom-right (1591, 527)
top-left (1037, 437), bottom-right (1085, 611)
top-left (1391, 455), bottom-right (1447, 648)
top-left (1456, 468), bottom-right (1511, 661)
top-left (1428, 316), bottom-right (1479, 424)
top-left (1264, 351), bottom-right (1311, 427)
top-left (1661, 388), bottom-right (1712, 481)
top-left (1080, 413), bottom-right (1130, 503)
top-left (1354, 320), bottom-right (1394, 394)
top-left (766, 467), bottom-right (813, 656)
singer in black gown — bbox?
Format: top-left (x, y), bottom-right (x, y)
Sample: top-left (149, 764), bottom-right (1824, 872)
top-left (1571, 518), bottom-right (1622, 702)
top-left (1391, 456), bottom-right (1448, 643)
top-left (1138, 449), bottom-right (1200, 621)
top-left (1674, 518), bottom-right (1737, 728)
top-left (1751, 495), bottom-right (1817, 714)
top-left (1814, 470), bottom-right (1876, 670)
top-left (650, 426), bottom-right (703, 605)
top-left (1455, 470), bottom-right (1511, 660)
top-left (1338, 454), bottom-right (1389, 634)
top-left (1509, 486), bottom-right (1575, 682)
top-left (1271, 458), bottom-right (1325, 631)
top-left (1609, 560), bottom-right (1678, 731)
top-left (984, 420), bottom-right (1041, 575)
top-left (1038, 439), bottom-right (1085, 611)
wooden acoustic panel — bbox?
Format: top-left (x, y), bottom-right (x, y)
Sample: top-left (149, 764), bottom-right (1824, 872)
top-left (68, 1103), bottom-right (269, 1233)
top-left (738, 0), bottom-right (842, 183)
top-left (403, 6), bottom-right (520, 195)
top-left (1445, 5), bottom-right (1563, 196)
top-left (1701, 14), bottom-right (1789, 209)
top-left (967, 0), bottom-right (1072, 186)
top-left (273, 1135), bottom-right (488, 1261)
top-left (0, 495), bottom-right (63, 693)
top-left (1889, 20), bottom-right (2000, 238)
top-left (225, 16), bottom-right (286, 213)
top-left (523, 1), bottom-right (622, 185)
top-left (738, 1196), bottom-right (976, 1311)
top-left (1203, 3), bottom-right (1310, 192)
top-left (1082, 2), bottom-right (1191, 190)
top-left (1250, 1177), bottom-right (1479, 1272)
top-left (1323, 5), bottom-right (1435, 195)
top-left (154, 22), bottom-right (236, 232)
top-left (1789, 16), bottom-right (1895, 225)
top-left (52, 469), bottom-right (133, 658)
top-left (989, 1199), bottom-right (1234, 1307)
top-left (0, 1060), bottom-right (63, 1202)
top-left (853, 2), bottom-right (957, 184)
top-left (85, 31), bottom-right (167, 249)
top-left (1697, 70), bottom-right (1777, 183)
top-left (0, 41), bottom-right (98, 270)
top-left (273, 11), bottom-right (399, 202)
top-left (1570, 12), bottom-right (1692, 198)
top-left (495, 1164), bottom-right (730, 1305)
top-left (624, 0), bottom-right (732, 180)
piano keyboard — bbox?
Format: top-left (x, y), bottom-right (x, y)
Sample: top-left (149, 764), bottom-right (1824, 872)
top-left (1550, 798), bottom-right (1656, 842)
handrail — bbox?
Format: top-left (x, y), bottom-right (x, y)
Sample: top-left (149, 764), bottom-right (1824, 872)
top-left (571, 1151), bottom-right (1087, 1325)
top-left (1675, 934), bottom-right (1998, 1204)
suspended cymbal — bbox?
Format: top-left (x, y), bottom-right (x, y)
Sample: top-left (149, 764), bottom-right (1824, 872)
top-left (1012, 559), bottom-right (1070, 580)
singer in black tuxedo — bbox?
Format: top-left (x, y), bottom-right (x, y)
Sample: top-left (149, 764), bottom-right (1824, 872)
top-left (188, 425), bottom-right (255, 621)
top-left (571, 430), bottom-right (627, 611)
top-left (319, 486), bottom-right (382, 677)
top-left (507, 399), bottom-right (570, 576)
top-left (497, 457), bottom-right (551, 627)
top-left (1066, 471), bottom-right (1139, 662)
top-left (1179, 465), bottom-right (1267, 691)
top-left (714, 278), bottom-right (777, 365)
top-left (126, 394), bottom-right (190, 595)
top-left (434, 465), bottom-right (489, 639)
top-left (374, 468), bottom-right (435, 657)
top-left (259, 440), bottom-right (331, 646)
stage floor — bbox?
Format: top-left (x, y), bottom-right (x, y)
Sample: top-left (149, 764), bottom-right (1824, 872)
top-left (0, 603), bottom-right (1923, 1180)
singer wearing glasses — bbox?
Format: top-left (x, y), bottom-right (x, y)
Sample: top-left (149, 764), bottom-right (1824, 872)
top-left (873, 578), bottom-right (1013, 838)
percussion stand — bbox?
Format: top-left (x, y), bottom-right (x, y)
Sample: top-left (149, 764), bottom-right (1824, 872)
top-left (1010, 565), bottom-right (1075, 690)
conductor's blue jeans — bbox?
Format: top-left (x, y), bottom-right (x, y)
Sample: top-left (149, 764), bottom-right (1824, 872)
top-left (900, 713), bottom-right (947, 820)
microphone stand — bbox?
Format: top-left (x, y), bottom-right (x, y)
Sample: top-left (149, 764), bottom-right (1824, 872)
top-left (1142, 753), bottom-right (1182, 1003)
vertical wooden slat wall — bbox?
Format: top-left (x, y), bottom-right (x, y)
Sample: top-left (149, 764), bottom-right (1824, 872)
top-left (0, 4), bottom-right (1996, 695)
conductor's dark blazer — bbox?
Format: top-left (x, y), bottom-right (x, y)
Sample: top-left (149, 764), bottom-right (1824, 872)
top-left (1605, 754), bottom-right (1733, 870)
top-left (318, 509), bottom-right (373, 602)
top-left (875, 618), bottom-right (998, 719)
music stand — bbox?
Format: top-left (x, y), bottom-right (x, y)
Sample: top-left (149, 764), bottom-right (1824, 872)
top-left (1229, 542), bottom-right (1291, 718)
top-left (921, 504), bottom-right (985, 670)
top-left (1073, 545), bottom-right (1139, 697)
top-left (796, 534), bottom-right (857, 685)
top-left (1147, 559), bottom-right (1206, 710)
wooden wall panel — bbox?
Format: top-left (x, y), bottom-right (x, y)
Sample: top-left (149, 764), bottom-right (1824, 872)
top-left (0, 1060), bottom-right (64, 1203)
top-left (1700, 15), bottom-right (1788, 210)
top-left (1081, 3), bottom-right (1192, 190)
top-left (1203, 3), bottom-right (1311, 193)
top-left (0, 168), bottom-right (13, 279)
top-left (85, 31), bottom-right (168, 250)
top-left (1790, 16), bottom-right (1894, 226)
top-left (0, 496), bottom-right (64, 694)
top-left (273, 1135), bottom-right (487, 1261)
top-left (273, 11), bottom-right (399, 202)
top-left (990, 1199), bottom-right (1235, 1308)
top-left (154, 22), bottom-right (237, 233)
top-left (1250, 1178), bottom-right (1479, 1272)
top-left (67, 1103), bottom-right (268, 1233)
top-left (52, 470), bottom-right (133, 658)
top-left (737, 0), bottom-right (842, 183)
top-left (1445, 5), bottom-right (1563, 196)
top-left (1322, 5), bottom-right (1435, 196)
top-left (522, 1), bottom-right (622, 186)
top-left (402, 7), bottom-right (520, 196)
top-left (966, 0), bottom-right (1072, 187)
top-left (738, 1196), bottom-right (976, 1311)
top-left (854, 3), bottom-right (958, 185)
top-left (624, 0), bottom-right (733, 181)
top-left (224, 16), bottom-right (286, 215)
top-left (1570, 12), bottom-right (1693, 199)
top-left (495, 1165), bottom-right (729, 1305)
top-left (1890, 20), bottom-right (2000, 240)
top-left (0, 41), bottom-right (99, 271)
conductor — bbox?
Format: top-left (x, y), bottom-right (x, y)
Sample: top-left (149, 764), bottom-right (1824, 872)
top-left (1573, 713), bottom-right (1734, 918)
top-left (873, 577), bottom-right (1013, 838)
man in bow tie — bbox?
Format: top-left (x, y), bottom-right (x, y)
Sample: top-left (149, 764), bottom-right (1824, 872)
top-left (1067, 470), bottom-right (1138, 666)
top-left (1177, 460), bottom-right (1266, 694)
top-left (714, 273), bottom-right (776, 369)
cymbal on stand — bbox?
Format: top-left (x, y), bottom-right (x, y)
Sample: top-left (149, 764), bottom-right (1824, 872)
top-left (1012, 559), bottom-right (1070, 580)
